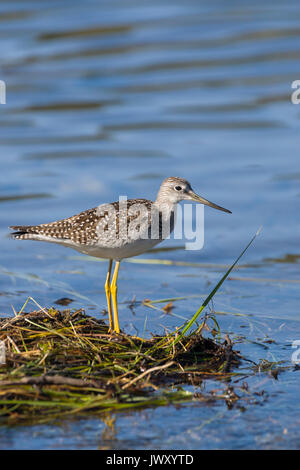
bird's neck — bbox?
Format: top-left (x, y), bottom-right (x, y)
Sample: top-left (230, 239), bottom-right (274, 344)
top-left (153, 198), bottom-right (177, 217)
top-left (152, 199), bottom-right (177, 240)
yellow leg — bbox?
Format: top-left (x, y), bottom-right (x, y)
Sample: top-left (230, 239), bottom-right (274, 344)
top-left (111, 261), bottom-right (120, 334)
top-left (105, 260), bottom-right (113, 333)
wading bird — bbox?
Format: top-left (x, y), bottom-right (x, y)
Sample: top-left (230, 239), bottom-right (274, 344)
top-left (10, 177), bottom-right (231, 333)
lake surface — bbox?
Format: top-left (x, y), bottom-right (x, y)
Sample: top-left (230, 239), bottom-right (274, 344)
top-left (0, 0), bottom-right (300, 449)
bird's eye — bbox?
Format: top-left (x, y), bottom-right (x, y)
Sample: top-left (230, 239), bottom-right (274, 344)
top-left (175, 185), bottom-right (182, 191)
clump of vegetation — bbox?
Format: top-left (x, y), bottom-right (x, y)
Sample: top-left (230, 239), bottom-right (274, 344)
top-left (0, 307), bottom-right (240, 425)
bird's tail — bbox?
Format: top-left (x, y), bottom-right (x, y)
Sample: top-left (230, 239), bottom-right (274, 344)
top-left (9, 225), bottom-right (40, 240)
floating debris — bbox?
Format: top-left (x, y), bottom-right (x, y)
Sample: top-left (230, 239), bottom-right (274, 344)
top-left (54, 297), bottom-right (74, 306)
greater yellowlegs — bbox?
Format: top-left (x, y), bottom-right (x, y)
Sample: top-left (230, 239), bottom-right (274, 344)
top-left (10, 177), bottom-right (231, 333)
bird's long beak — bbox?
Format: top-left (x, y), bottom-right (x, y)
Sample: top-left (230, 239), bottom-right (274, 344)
top-left (187, 190), bottom-right (232, 214)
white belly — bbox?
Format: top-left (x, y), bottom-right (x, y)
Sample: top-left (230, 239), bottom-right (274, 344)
top-left (75, 237), bottom-right (163, 260)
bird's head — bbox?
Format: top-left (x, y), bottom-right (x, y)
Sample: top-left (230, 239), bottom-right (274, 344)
top-left (157, 176), bottom-right (232, 213)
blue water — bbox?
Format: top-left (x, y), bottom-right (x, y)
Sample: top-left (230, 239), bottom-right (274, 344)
top-left (0, 0), bottom-right (300, 449)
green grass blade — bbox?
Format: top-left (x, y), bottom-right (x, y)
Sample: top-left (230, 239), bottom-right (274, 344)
top-left (172, 227), bottom-right (262, 346)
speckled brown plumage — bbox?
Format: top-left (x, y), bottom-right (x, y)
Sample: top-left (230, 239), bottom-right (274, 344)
top-left (10, 207), bottom-right (101, 245)
top-left (9, 199), bottom-right (161, 246)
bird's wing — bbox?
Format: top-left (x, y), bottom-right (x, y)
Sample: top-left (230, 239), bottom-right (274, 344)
top-left (9, 199), bottom-right (154, 244)
top-left (10, 207), bottom-right (101, 244)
